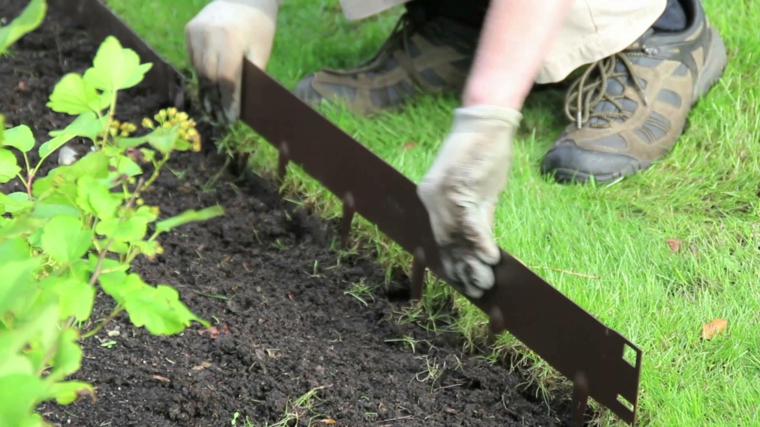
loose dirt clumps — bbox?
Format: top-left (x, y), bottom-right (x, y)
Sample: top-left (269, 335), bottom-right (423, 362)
top-left (2, 2), bottom-right (574, 425)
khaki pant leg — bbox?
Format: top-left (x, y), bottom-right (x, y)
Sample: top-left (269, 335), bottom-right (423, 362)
top-left (339, 0), bottom-right (668, 85)
top-left (536, 0), bottom-right (668, 83)
top-left (339, 0), bottom-right (409, 21)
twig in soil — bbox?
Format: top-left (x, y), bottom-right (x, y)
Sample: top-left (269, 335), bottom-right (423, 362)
top-left (192, 289), bottom-right (230, 300)
top-left (374, 415), bottom-right (413, 423)
top-left (433, 383), bottom-right (465, 393)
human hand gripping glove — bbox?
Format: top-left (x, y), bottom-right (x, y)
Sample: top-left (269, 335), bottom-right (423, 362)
top-left (185, 0), bottom-right (280, 125)
top-left (417, 105), bottom-right (522, 299)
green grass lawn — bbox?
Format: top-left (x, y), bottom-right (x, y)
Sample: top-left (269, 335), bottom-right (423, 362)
top-left (101, 0), bottom-right (760, 425)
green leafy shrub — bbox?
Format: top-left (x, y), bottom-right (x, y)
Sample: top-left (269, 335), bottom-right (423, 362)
top-left (0, 2), bottom-right (223, 425)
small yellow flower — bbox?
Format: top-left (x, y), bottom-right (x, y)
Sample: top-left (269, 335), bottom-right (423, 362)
top-left (141, 117), bottom-right (155, 129)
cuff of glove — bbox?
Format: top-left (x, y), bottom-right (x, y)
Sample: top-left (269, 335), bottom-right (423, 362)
top-left (450, 105), bottom-right (523, 135)
top-left (214, 0), bottom-right (281, 17)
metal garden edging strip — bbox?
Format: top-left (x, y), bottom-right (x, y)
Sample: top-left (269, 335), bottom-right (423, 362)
top-left (48, 0), bottom-right (644, 425)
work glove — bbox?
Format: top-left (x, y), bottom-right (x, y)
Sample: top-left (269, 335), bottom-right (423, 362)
top-left (184, 0), bottom-right (280, 125)
top-left (417, 105), bottom-right (522, 299)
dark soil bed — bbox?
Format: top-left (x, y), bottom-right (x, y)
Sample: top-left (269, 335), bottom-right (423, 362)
top-left (3, 2), bottom-right (576, 426)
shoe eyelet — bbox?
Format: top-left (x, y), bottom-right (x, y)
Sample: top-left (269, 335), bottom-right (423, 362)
top-left (644, 47), bottom-right (659, 56)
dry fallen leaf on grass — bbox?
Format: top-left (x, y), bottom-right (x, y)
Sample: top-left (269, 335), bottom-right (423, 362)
top-left (403, 142), bottom-right (416, 150)
top-left (666, 238), bottom-right (681, 253)
top-left (701, 318), bottom-right (728, 340)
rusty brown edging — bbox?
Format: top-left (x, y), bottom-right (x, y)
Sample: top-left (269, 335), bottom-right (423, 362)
top-left (48, 0), bottom-right (643, 425)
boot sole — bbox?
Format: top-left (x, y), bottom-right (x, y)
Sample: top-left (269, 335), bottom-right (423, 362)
top-left (551, 27), bottom-right (729, 184)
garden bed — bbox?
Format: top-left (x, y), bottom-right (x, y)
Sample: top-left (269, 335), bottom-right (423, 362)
top-left (1, 2), bottom-right (579, 426)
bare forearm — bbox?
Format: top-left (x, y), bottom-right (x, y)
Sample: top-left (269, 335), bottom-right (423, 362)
top-left (462, 0), bottom-right (575, 109)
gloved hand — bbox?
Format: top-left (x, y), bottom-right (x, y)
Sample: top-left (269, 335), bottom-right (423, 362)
top-left (417, 105), bottom-right (522, 299)
top-left (184, 0), bottom-right (280, 125)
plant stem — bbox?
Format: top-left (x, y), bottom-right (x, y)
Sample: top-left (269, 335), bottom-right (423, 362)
top-left (101, 90), bottom-right (119, 148)
top-left (81, 305), bottom-right (124, 339)
top-left (143, 154), bottom-right (170, 188)
top-left (36, 341), bottom-right (59, 377)
top-left (25, 170), bottom-right (34, 199)
top-left (22, 151), bottom-right (31, 175)
top-left (87, 177), bottom-right (145, 287)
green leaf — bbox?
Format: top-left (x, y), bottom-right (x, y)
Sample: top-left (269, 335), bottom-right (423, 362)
top-left (99, 272), bottom-right (145, 305)
top-left (134, 205), bottom-right (159, 223)
top-left (124, 284), bottom-right (206, 335)
top-left (59, 280), bottom-right (95, 320)
top-left (117, 135), bottom-right (149, 149)
top-left (0, 301), bottom-right (59, 354)
top-left (76, 175), bottom-right (122, 219)
top-left (156, 205), bottom-right (225, 234)
top-left (38, 134), bottom-right (75, 161)
top-left (48, 329), bottom-right (83, 381)
top-left (113, 154), bottom-right (142, 177)
top-left (140, 148), bottom-right (156, 162)
top-left (95, 216), bottom-right (148, 243)
top-left (0, 237), bottom-right (31, 263)
top-left (83, 36), bottom-right (153, 92)
top-left (0, 258), bottom-right (42, 314)
top-left (145, 126), bottom-right (178, 154)
top-left (134, 240), bottom-right (161, 259)
top-left (39, 277), bottom-right (95, 321)
top-left (0, 148), bottom-right (21, 183)
top-left (40, 216), bottom-right (93, 264)
top-left (103, 239), bottom-right (129, 255)
top-left (0, 374), bottom-right (47, 427)
top-left (0, 192), bottom-right (33, 214)
top-left (3, 125), bottom-right (35, 152)
top-left (26, 227), bottom-right (43, 248)
top-left (31, 200), bottom-right (81, 219)
top-left (68, 259), bottom-right (94, 283)
top-left (46, 380), bottom-right (94, 405)
top-left (46, 73), bottom-right (110, 115)
top-left (0, 216), bottom-right (41, 239)
top-left (49, 111), bottom-right (105, 142)
top-left (0, 355), bottom-right (34, 377)
top-left (0, 0), bottom-right (46, 54)
top-left (33, 150), bottom-right (110, 197)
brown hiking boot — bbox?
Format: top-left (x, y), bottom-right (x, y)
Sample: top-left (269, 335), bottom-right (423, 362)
top-left (293, 11), bottom-right (480, 115)
top-left (541, 0), bottom-right (727, 183)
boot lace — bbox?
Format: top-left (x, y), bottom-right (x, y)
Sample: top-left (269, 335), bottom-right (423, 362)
top-left (564, 48), bottom-right (652, 129)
